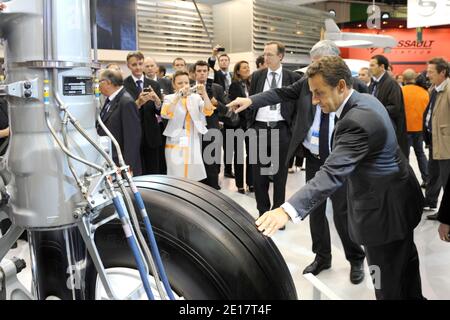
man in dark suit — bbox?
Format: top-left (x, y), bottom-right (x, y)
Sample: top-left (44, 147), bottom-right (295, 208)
top-left (236, 56), bottom-right (424, 300)
top-left (438, 178), bottom-right (450, 242)
top-left (143, 56), bottom-right (173, 175)
top-left (97, 69), bottom-right (142, 175)
top-left (233, 40), bottom-right (366, 283)
top-left (248, 41), bottom-right (301, 219)
top-left (208, 49), bottom-right (236, 178)
top-left (0, 97), bottom-right (9, 155)
top-left (193, 60), bottom-right (229, 189)
top-left (144, 56), bottom-right (173, 96)
top-left (369, 55), bottom-right (409, 157)
top-left (123, 51), bottom-right (163, 175)
top-left (208, 47), bottom-right (233, 94)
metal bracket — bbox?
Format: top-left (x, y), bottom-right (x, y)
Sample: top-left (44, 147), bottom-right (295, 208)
top-left (0, 258), bottom-right (33, 300)
top-left (0, 78), bottom-right (39, 99)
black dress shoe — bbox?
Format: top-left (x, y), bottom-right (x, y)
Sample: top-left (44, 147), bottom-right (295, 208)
top-left (237, 188), bottom-right (246, 194)
top-left (427, 213), bottom-right (438, 220)
top-left (350, 262), bottom-right (365, 284)
top-left (302, 260), bottom-right (331, 275)
top-left (248, 186), bottom-right (254, 193)
top-left (224, 172), bottom-right (235, 178)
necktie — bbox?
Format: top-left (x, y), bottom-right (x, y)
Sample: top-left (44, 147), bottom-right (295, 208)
top-left (136, 80), bottom-right (143, 94)
top-left (331, 115), bottom-right (339, 150)
top-left (223, 71), bottom-right (231, 92)
top-left (270, 72), bottom-right (277, 110)
top-left (100, 98), bottom-right (111, 120)
top-left (371, 80), bottom-right (379, 96)
top-left (319, 111), bottom-right (330, 160)
top-left (425, 89), bottom-right (438, 134)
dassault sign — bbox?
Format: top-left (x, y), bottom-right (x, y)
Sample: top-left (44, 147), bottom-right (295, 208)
top-left (397, 40), bottom-right (435, 48)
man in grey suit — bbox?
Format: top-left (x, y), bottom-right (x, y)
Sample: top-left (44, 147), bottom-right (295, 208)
top-left (229, 56), bottom-right (425, 300)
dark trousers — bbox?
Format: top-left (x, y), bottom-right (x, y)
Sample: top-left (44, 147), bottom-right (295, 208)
top-left (438, 159), bottom-right (450, 190)
top-left (252, 122), bottom-right (290, 215)
top-left (305, 149), bottom-right (365, 264)
top-left (364, 232), bottom-right (424, 300)
top-left (141, 146), bottom-right (160, 175)
top-left (233, 132), bottom-right (254, 189)
top-left (222, 124), bottom-right (234, 175)
top-left (289, 156), bottom-right (304, 168)
top-left (425, 144), bottom-right (441, 206)
top-left (201, 135), bottom-right (221, 190)
top-left (159, 121), bottom-right (167, 175)
top-left (407, 132), bottom-right (428, 183)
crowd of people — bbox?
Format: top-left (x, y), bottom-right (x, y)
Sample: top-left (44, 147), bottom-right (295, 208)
top-left (93, 40), bottom-right (449, 299)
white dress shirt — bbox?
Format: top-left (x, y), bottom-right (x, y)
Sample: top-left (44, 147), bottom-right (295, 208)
top-left (131, 74), bottom-right (145, 90)
top-left (255, 65), bottom-right (284, 122)
top-left (282, 89), bottom-right (354, 224)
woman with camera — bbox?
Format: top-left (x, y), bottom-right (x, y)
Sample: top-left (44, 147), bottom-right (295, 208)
top-left (228, 60), bottom-right (254, 194)
top-left (161, 71), bottom-right (215, 181)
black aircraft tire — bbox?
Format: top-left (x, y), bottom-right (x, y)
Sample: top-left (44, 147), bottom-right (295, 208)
top-left (85, 175), bottom-right (297, 300)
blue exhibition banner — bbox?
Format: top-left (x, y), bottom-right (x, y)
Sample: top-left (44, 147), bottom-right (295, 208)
top-left (96, 0), bottom-right (137, 51)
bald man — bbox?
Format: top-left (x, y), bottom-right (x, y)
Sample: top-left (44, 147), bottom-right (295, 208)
top-left (144, 57), bottom-right (173, 96)
top-left (401, 68), bottom-right (429, 187)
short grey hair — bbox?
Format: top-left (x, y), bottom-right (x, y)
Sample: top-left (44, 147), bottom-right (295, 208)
top-left (309, 40), bottom-right (341, 59)
top-left (100, 69), bottom-right (123, 87)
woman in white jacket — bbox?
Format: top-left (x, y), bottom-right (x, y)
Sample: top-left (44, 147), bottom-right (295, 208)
top-left (161, 71), bottom-right (214, 181)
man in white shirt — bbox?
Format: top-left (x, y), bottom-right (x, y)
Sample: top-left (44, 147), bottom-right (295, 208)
top-left (247, 41), bottom-right (301, 221)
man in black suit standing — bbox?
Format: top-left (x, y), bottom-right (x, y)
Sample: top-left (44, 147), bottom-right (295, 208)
top-left (369, 55), bottom-right (409, 157)
top-left (143, 56), bottom-right (173, 175)
top-left (144, 56), bottom-right (173, 96)
top-left (234, 56), bottom-right (424, 300)
top-left (123, 51), bottom-right (163, 175)
top-left (208, 46), bottom-right (233, 94)
top-left (438, 178), bottom-right (450, 242)
top-left (248, 41), bottom-right (301, 219)
top-left (193, 60), bottom-right (229, 189)
top-left (208, 48), bottom-right (236, 178)
top-left (229, 40), bottom-right (366, 283)
top-left (97, 69), bottom-right (142, 175)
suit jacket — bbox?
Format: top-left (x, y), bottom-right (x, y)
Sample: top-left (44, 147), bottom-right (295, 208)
top-left (208, 57), bottom-right (232, 93)
top-left (189, 80), bottom-right (229, 130)
top-left (423, 79), bottom-right (450, 160)
top-left (250, 76), bottom-right (368, 165)
top-left (0, 98), bottom-right (8, 155)
top-left (248, 67), bottom-right (301, 130)
top-left (287, 91), bottom-right (424, 246)
top-left (123, 76), bottom-right (162, 148)
top-left (369, 72), bottom-right (409, 156)
top-left (97, 88), bottom-right (142, 175)
top-left (156, 77), bottom-right (174, 96)
top-left (438, 178), bottom-right (450, 225)
top-left (228, 80), bottom-right (251, 129)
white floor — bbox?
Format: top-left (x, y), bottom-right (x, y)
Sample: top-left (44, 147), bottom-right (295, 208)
top-left (3, 149), bottom-right (450, 300)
